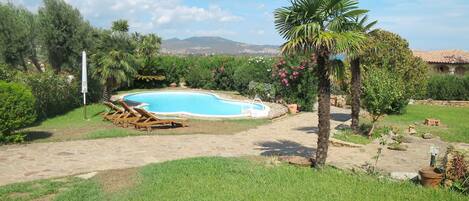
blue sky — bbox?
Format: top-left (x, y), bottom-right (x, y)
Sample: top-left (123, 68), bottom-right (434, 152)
top-left (5, 0), bottom-right (469, 50)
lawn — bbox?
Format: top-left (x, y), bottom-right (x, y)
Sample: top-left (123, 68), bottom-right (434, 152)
top-left (334, 104), bottom-right (469, 144)
top-left (378, 104), bottom-right (469, 143)
top-left (0, 157), bottom-right (465, 201)
top-left (21, 104), bottom-right (270, 143)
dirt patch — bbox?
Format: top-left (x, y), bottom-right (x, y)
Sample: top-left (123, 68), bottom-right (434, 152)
top-left (95, 168), bottom-right (139, 194)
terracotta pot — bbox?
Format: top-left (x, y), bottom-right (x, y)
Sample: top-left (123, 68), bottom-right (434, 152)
top-left (287, 104), bottom-right (298, 114)
top-left (419, 167), bottom-right (443, 188)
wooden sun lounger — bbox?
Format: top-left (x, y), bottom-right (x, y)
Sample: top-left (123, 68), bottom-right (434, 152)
top-left (133, 107), bottom-right (187, 132)
top-left (113, 100), bottom-right (142, 127)
top-left (102, 101), bottom-right (126, 121)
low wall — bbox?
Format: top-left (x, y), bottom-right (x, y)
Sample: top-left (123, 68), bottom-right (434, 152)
top-left (413, 100), bottom-right (469, 107)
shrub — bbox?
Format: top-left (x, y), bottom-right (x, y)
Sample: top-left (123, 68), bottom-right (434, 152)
top-left (426, 75), bottom-right (469, 101)
top-left (185, 64), bottom-right (213, 89)
top-left (233, 57), bottom-right (274, 93)
top-left (247, 81), bottom-right (276, 102)
top-left (0, 63), bottom-right (19, 82)
top-left (362, 68), bottom-right (407, 137)
top-left (0, 81), bottom-right (36, 142)
top-left (19, 72), bottom-right (82, 119)
top-left (158, 55), bottom-right (189, 85)
top-left (272, 56), bottom-right (317, 111)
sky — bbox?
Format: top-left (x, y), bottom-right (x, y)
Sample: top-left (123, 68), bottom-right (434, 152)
top-left (4, 0), bottom-right (469, 50)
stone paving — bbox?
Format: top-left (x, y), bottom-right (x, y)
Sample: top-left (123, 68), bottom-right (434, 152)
top-left (0, 107), bottom-right (448, 186)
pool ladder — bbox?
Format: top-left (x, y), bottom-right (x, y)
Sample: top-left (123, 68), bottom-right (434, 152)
top-left (243, 95), bottom-right (264, 117)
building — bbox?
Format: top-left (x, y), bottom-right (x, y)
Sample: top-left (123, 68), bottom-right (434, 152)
top-left (413, 50), bottom-right (469, 75)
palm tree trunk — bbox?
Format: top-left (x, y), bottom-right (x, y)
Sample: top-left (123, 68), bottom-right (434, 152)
top-left (103, 84), bottom-right (111, 101)
top-left (315, 53), bottom-right (331, 168)
top-left (350, 58), bottom-right (361, 132)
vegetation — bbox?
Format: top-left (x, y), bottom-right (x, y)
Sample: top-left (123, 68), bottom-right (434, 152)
top-left (274, 0), bottom-right (367, 167)
top-left (349, 15), bottom-right (377, 132)
top-left (424, 75), bottom-right (469, 100)
top-left (1, 157), bottom-right (467, 201)
top-left (0, 81), bottom-right (36, 143)
top-left (362, 68), bottom-right (407, 137)
top-left (375, 104), bottom-right (469, 143)
top-left (38, 0), bottom-right (94, 73)
top-left (0, 3), bottom-right (41, 72)
top-left (272, 56), bottom-right (317, 111)
top-left (361, 29), bottom-right (429, 99)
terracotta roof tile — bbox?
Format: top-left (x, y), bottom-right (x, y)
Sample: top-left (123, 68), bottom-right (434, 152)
top-left (413, 50), bottom-right (469, 64)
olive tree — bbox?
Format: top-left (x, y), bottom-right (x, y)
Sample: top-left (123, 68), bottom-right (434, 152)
top-left (0, 3), bottom-right (41, 72)
top-left (38, 0), bottom-right (92, 73)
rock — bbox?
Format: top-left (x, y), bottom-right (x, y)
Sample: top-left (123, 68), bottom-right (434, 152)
top-left (278, 156), bottom-right (313, 167)
top-left (422, 133), bottom-right (433, 139)
top-left (75, 172), bottom-right (97, 180)
top-left (390, 172), bottom-right (419, 180)
top-left (169, 83), bottom-right (177, 87)
top-left (408, 125), bottom-right (417, 135)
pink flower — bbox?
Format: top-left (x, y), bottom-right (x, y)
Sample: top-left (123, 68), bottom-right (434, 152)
top-left (281, 78), bottom-right (289, 86)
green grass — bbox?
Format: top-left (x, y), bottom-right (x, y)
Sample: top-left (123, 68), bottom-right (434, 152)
top-left (378, 104), bottom-right (469, 143)
top-left (0, 157), bottom-right (465, 201)
top-left (22, 104), bottom-right (270, 143)
top-left (333, 130), bottom-right (372, 145)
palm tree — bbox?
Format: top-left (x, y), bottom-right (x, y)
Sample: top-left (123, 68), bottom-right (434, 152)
top-left (274, 0), bottom-right (368, 167)
top-left (92, 50), bottom-right (137, 101)
top-left (349, 16), bottom-right (377, 132)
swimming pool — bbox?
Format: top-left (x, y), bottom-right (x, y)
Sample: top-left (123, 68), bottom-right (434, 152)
top-left (123, 91), bottom-right (270, 118)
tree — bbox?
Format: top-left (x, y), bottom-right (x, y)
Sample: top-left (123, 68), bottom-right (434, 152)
top-left (135, 33), bottom-right (161, 60)
top-left (274, 0), bottom-right (367, 167)
top-left (92, 50), bottom-right (137, 100)
top-left (112, 20), bottom-right (130, 32)
top-left (361, 29), bottom-right (429, 105)
top-left (349, 16), bottom-right (377, 132)
top-left (91, 22), bottom-right (138, 100)
top-left (0, 3), bottom-right (42, 72)
top-left (38, 0), bottom-right (90, 73)
top-left (362, 68), bottom-right (406, 137)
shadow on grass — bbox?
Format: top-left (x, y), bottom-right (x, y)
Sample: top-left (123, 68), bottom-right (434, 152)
top-left (23, 131), bottom-right (53, 142)
top-left (257, 140), bottom-right (316, 157)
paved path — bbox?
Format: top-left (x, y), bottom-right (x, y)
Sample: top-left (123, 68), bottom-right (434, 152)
top-left (0, 107), bottom-right (447, 186)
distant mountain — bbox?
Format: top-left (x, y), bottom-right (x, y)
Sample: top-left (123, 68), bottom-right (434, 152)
top-left (161, 36), bottom-right (280, 55)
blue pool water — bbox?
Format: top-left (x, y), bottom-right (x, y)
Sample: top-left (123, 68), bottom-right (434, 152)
top-left (124, 92), bottom-right (268, 117)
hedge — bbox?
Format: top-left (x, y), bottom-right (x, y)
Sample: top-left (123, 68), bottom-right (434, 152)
top-left (425, 75), bottom-right (469, 101)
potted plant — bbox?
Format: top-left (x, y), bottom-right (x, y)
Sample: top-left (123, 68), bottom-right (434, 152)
top-left (419, 167), bottom-right (444, 188)
top-left (419, 146), bottom-right (443, 188)
top-left (287, 104), bottom-right (298, 114)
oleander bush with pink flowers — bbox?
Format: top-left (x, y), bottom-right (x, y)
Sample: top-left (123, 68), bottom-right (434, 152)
top-left (272, 55), bottom-right (317, 111)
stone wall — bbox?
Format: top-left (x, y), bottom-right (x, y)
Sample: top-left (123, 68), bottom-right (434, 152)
top-left (413, 100), bottom-right (469, 107)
